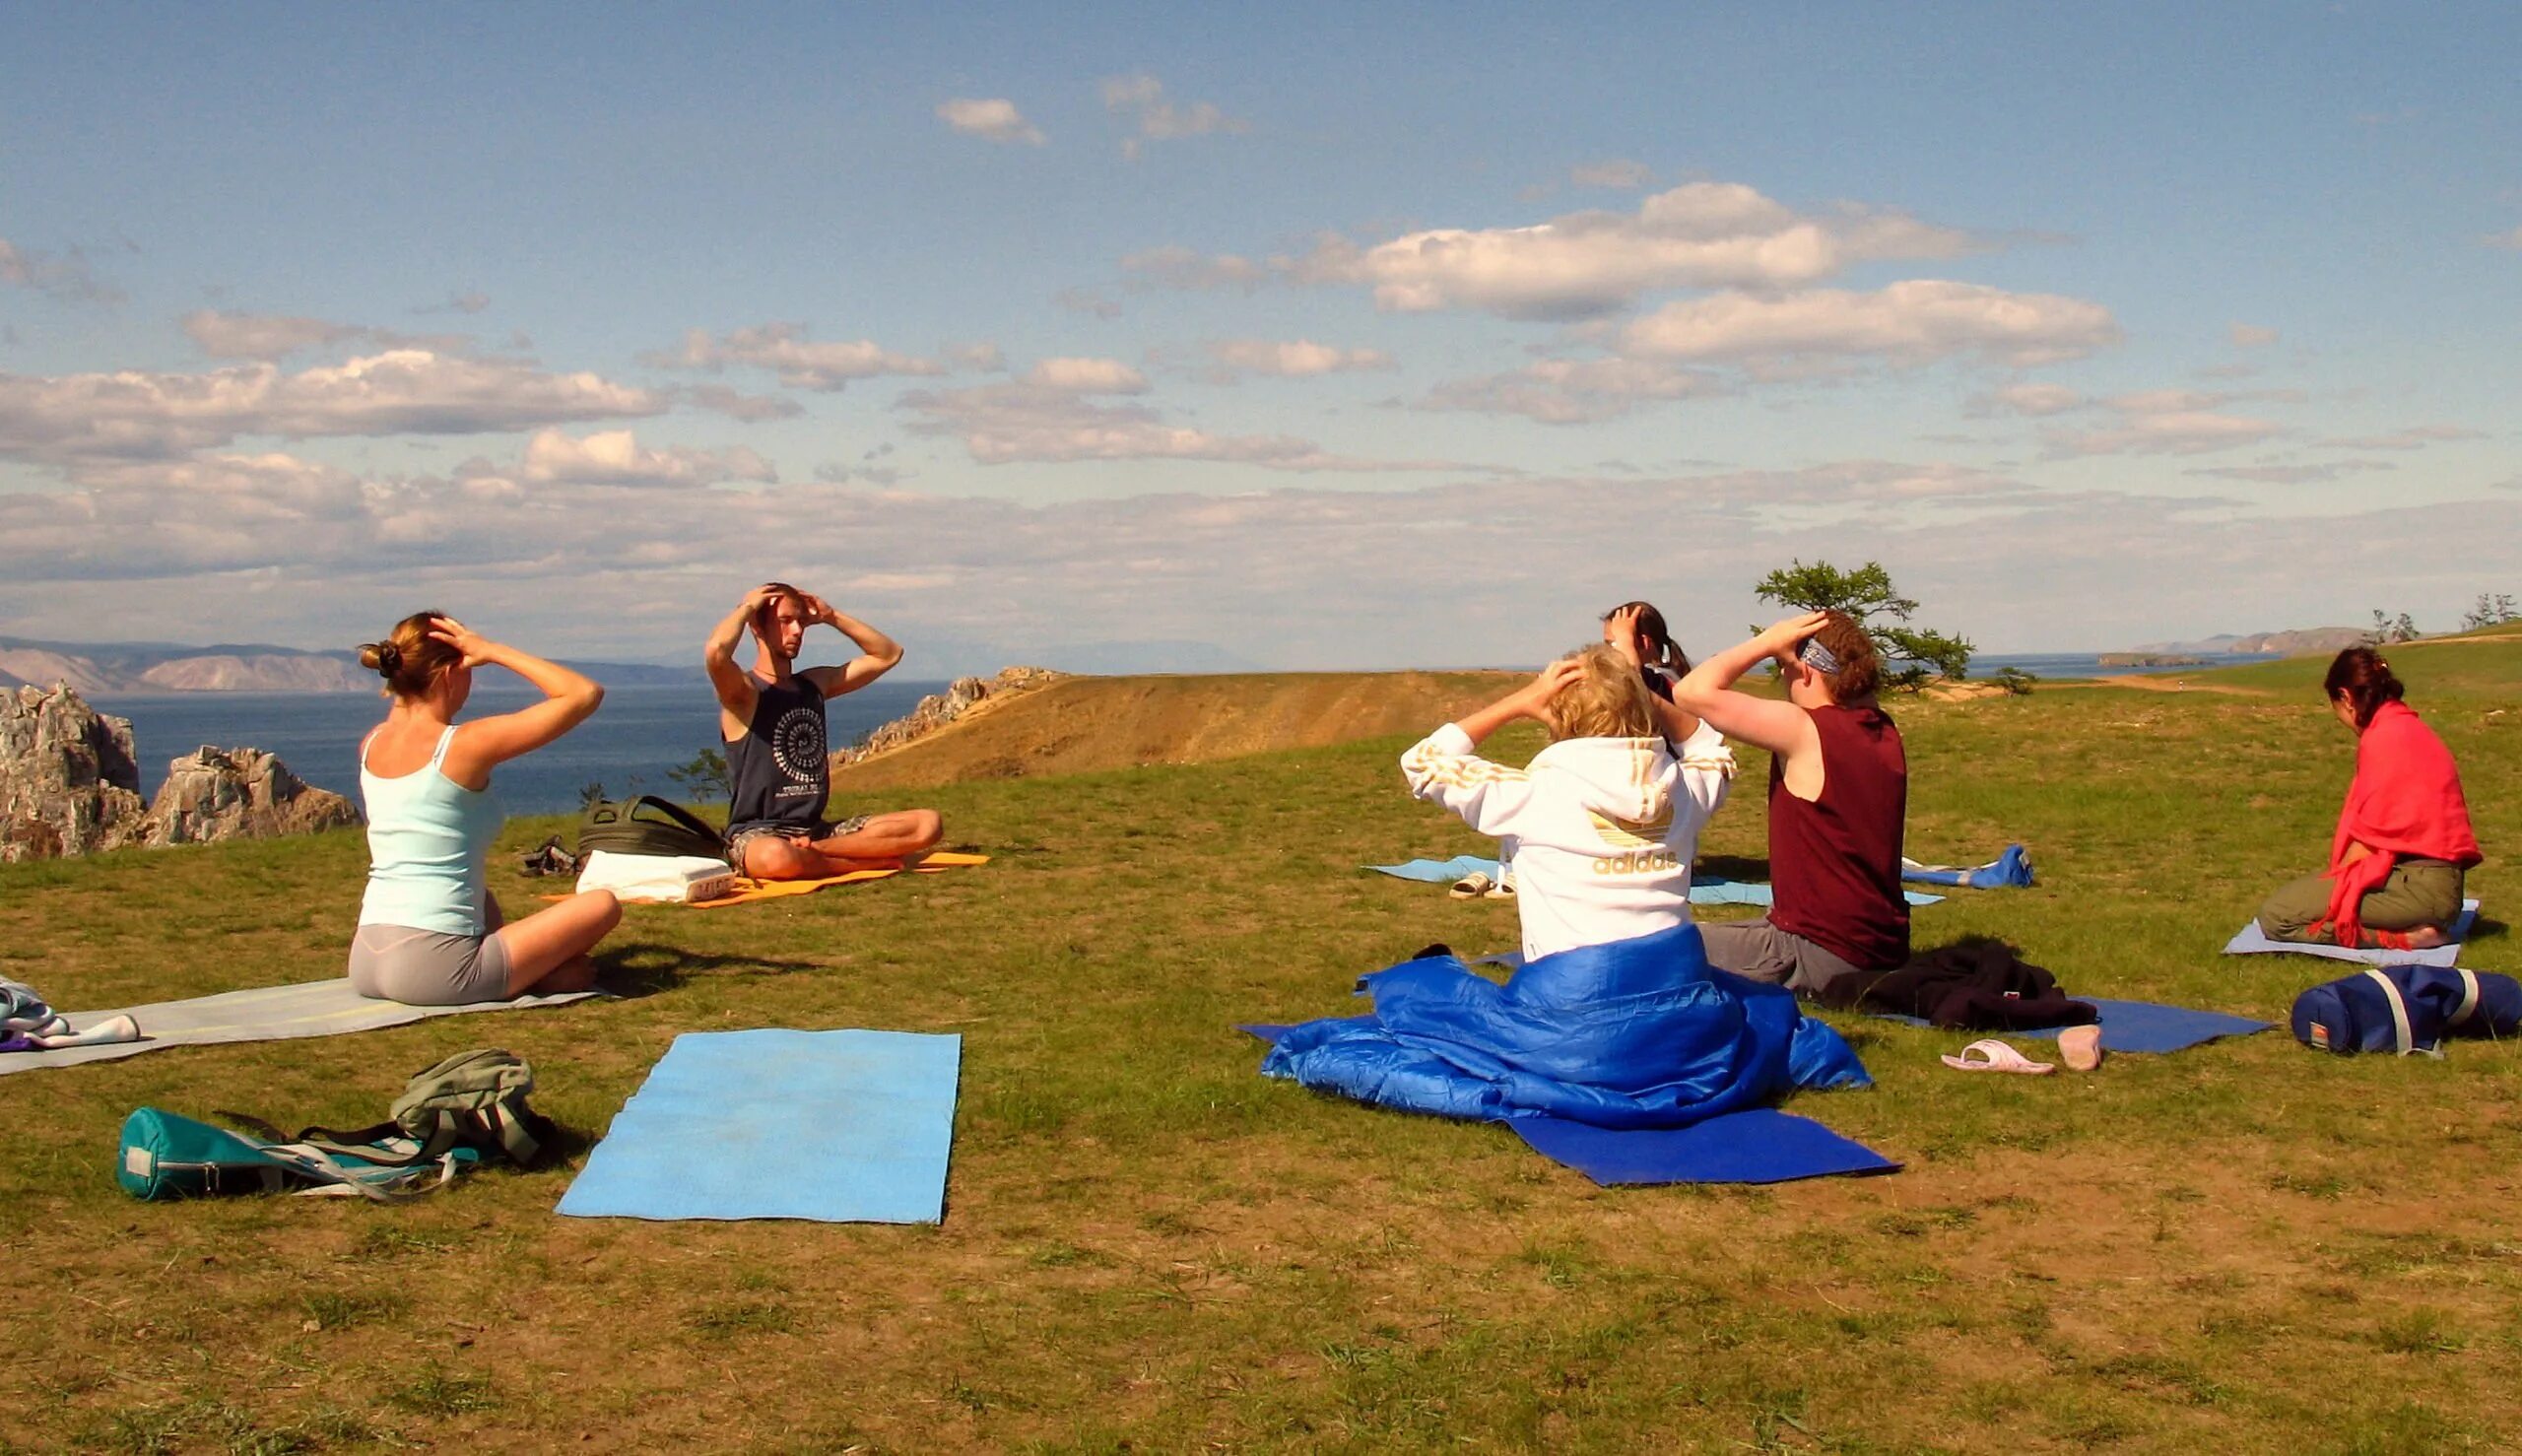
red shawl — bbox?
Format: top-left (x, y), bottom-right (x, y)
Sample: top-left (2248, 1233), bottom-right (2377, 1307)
top-left (2318, 700), bottom-right (2482, 945)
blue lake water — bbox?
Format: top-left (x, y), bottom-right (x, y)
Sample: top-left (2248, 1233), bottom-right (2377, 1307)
top-left (1972, 651), bottom-right (2279, 680)
top-left (95, 680), bottom-right (949, 816)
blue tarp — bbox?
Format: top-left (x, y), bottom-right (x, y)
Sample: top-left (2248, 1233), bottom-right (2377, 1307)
top-left (1257, 923), bottom-right (1870, 1130)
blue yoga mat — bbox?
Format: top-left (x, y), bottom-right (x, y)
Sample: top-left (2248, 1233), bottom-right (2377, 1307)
top-left (2223, 900), bottom-right (2478, 967)
top-left (1513, 1109), bottom-right (1899, 1186)
top-left (1871, 997), bottom-right (2270, 1054)
top-left (1366, 861), bottom-right (1942, 907)
top-left (1238, 1025), bottom-right (1896, 1184)
top-left (558, 1028), bottom-right (961, 1224)
top-left (1366, 855), bottom-right (1500, 883)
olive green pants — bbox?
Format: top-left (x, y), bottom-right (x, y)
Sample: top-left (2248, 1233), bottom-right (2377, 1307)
top-left (2255, 858), bottom-right (2465, 945)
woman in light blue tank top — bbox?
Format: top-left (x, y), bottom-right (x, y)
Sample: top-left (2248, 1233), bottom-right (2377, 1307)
top-left (347, 612), bottom-right (621, 1005)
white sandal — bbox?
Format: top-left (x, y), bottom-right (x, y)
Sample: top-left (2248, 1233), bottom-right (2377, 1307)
top-left (1940, 1038), bottom-right (2054, 1075)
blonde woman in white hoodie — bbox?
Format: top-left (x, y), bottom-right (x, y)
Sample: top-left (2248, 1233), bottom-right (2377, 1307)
top-left (1402, 645), bottom-right (1735, 962)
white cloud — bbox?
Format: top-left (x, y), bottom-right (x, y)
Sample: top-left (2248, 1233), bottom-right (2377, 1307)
top-left (1296, 181), bottom-right (1982, 319)
top-left (1570, 159), bottom-right (1654, 190)
top-left (948, 341), bottom-right (1007, 372)
top-left (2229, 322), bottom-right (2280, 347)
top-left (936, 98), bottom-right (1045, 146)
top-left (680, 383), bottom-right (803, 423)
top-left (897, 378), bottom-right (1453, 472)
top-left (24, 450), bottom-right (2514, 672)
top-left (2041, 390), bottom-right (2282, 456)
top-left (0, 350), bottom-right (662, 465)
top-left (0, 237), bottom-right (119, 303)
top-left (1022, 357), bottom-right (1149, 393)
top-left (181, 309), bottom-right (364, 361)
top-left (1415, 358), bottom-right (1724, 425)
top-left (2185, 460), bottom-right (2396, 485)
top-left (1621, 280), bottom-right (2120, 366)
top-left (1202, 339), bottom-right (1395, 381)
top-left (646, 323), bottom-right (944, 391)
top-left (2484, 226), bottom-right (2522, 251)
top-left (2314, 424), bottom-right (2484, 451)
top-left (506, 429), bottom-right (775, 489)
top-left (1970, 382), bottom-right (2086, 417)
top-left (1099, 73), bottom-right (1249, 159)
top-left (1120, 245), bottom-right (1272, 292)
top-left (1054, 287), bottom-right (1124, 318)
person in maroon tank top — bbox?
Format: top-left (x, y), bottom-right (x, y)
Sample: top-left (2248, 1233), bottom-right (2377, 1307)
top-left (1672, 610), bottom-right (1909, 999)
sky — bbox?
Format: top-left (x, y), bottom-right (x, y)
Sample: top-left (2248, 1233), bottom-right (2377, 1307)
top-left (3, 2), bottom-right (2518, 672)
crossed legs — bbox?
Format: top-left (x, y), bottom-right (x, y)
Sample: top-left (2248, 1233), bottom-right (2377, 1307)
top-left (488, 889), bottom-right (622, 997)
top-left (736, 809), bottom-right (946, 881)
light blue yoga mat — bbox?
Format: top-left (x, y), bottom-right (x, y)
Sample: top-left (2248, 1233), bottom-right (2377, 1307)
top-left (557, 1029), bottom-right (961, 1224)
top-left (2223, 899), bottom-right (2478, 968)
top-left (1366, 860), bottom-right (1942, 906)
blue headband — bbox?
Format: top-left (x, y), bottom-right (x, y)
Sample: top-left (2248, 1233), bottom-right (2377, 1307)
top-left (1798, 636), bottom-right (1842, 676)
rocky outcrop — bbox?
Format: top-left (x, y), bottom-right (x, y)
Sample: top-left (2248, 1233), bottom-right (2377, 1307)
top-left (831, 666), bottom-right (1067, 769)
top-left (0, 683), bottom-right (147, 862)
top-left (135, 654), bottom-right (372, 693)
top-left (135, 746), bottom-right (362, 846)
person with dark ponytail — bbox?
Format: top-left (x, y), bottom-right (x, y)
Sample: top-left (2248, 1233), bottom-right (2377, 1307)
top-left (2254, 647), bottom-right (2481, 950)
top-left (347, 613), bottom-right (622, 1004)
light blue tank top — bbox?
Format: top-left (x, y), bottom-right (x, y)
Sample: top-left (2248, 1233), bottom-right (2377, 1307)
top-left (357, 724), bottom-right (503, 936)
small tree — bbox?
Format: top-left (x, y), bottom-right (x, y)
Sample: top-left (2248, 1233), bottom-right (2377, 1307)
top-left (668, 746), bottom-right (733, 803)
top-left (2461, 592), bottom-right (2519, 630)
top-left (1991, 665), bottom-right (2038, 696)
top-left (1753, 559), bottom-right (1975, 691)
top-left (2363, 609), bottom-right (2420, 646)
top-left (578, 779), bottom-right (609, 810)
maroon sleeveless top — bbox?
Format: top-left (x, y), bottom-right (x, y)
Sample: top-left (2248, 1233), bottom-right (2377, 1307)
top-left (1767, 703), bottom-right (1909, 970)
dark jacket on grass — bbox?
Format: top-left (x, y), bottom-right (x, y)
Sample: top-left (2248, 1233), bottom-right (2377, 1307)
top-left (1823, 936), bottom-right (2096, 1031)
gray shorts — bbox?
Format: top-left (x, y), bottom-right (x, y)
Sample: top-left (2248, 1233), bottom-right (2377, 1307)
top-left (1696, 916), bottom-right (1866, 1000)
top-left (348, 923), bottom-right (512, 1006)
top-left (724, 816), bottom-right (871, 864)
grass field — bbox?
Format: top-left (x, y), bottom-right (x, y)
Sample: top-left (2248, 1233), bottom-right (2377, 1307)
top-left (2, 631), bottom-right (2518, 1453)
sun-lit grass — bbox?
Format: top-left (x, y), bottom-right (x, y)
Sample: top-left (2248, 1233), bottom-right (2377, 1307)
top-left (0, 640), bottom-right (2516, 1450)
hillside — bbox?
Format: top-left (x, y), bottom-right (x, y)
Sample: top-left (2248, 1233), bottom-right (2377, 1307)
top-left (830, 669), bottom-right (1521, 790)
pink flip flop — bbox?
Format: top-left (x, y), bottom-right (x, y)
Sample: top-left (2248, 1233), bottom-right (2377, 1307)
top-left (2058, 1025), bottom-right (2105, 1073)
top-left (1941, 1039), bottom-right (2054, 1075)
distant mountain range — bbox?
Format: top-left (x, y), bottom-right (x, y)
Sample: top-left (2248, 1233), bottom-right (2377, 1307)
top-left (0, 636), bottom-right (695, 695)
top-left (2128, 627), bottom-right (2366, 657)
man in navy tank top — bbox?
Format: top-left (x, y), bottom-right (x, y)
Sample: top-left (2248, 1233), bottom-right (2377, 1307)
top-left (704, 582), bottom-right (945, 879)
top-left (1669, 610), bottom-right (1909, 1000)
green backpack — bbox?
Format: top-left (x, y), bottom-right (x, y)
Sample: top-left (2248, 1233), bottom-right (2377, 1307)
top-left (577, 795), bottom-right (726, 861)
top-left (276, 1048), bottom-right (557, 1169)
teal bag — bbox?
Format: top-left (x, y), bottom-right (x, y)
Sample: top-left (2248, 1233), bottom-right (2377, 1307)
top-left (116, 1107), bottom-right (471, 1202)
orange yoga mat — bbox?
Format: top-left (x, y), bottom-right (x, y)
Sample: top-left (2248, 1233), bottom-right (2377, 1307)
top-left (687, 851), bottom-right (989, 908)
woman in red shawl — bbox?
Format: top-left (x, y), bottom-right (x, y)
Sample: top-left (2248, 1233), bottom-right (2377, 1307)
top-left (2255, 648), bottom-right (2481, 949)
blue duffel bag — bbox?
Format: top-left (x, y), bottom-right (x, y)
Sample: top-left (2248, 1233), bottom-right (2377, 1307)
top-left (2290, 965), bottom-right (2522, 1056)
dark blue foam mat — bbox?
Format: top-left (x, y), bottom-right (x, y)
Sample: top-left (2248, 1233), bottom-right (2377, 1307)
top-left (1513, 1110), bottom-right (1899, 1186)
top-left (1871, 996), bottom-right (2270, 1054)
top-left (1241, 1025), bottom-right (1897, 1185)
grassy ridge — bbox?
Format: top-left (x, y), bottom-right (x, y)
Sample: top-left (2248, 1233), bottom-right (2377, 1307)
top-left (0, 639), bottom-right (2516, 1452)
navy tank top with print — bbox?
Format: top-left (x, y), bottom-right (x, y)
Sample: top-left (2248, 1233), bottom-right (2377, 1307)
top-left (727, 673), bottom-right (830, 831)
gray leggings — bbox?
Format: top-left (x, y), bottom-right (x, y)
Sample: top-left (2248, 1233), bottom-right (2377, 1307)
top-left (347, 924), bottom-right (513, 1005)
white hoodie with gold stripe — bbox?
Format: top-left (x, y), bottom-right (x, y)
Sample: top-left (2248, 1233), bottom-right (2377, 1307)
top-left (1401, 720), bottom-right (1734, 961)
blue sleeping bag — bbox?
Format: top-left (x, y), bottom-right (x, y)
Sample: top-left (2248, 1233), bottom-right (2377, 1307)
top-left (1260, 923), bottom-right (1870, 1128)
top-left (2290, 965), bottom-right (2522, 1056)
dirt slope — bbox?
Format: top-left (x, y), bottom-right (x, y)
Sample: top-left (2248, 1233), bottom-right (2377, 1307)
top-left (830, 670), bottom-right (1520, 790)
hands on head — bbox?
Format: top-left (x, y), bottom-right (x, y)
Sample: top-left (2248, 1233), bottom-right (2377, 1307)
top-left (1604, 604), bottom-right (1647, 667)
top-left (1517, 656), bottom-right (1587, 718)
top-left (1756, 611), bottom-right (1832, 665)
top-left (426, 615), bottom-right (493, 670)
